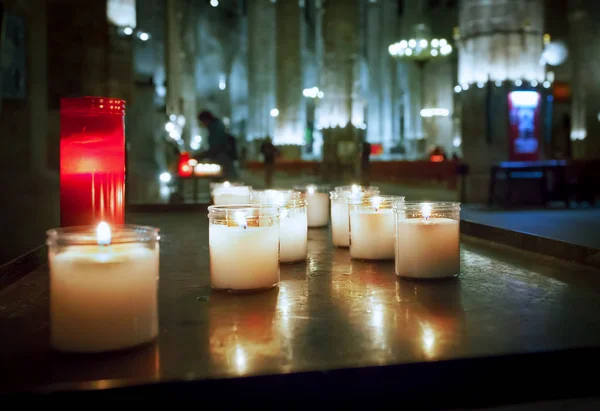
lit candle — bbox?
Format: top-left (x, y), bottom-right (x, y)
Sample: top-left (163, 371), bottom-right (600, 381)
top-left (47, 223), bottom-right (160, 353)
top-left (250, 190), bottom-right (307, 263)
top-left (349, 195), bottom-right (405, 260)
top-left (213, 185), bottom-right (252, 205)
top-left (394, 202), bottom-right (461, 279)
top-left (330, 185), bottom-right (379, 247)
top-left (208, 206), bottom-right (280, 291)
top-left (60, 97), bottom-right (126, 227)
top-left (295, 185), bottom-right (330, 228)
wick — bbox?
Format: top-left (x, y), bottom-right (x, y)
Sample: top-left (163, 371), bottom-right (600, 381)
top-left (375, 208), bottom-right (379, 213)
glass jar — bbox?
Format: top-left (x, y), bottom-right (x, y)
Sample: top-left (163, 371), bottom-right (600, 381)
top-left (330, 185), bottom-right (380, 247)
top-left (348, 195), bottom-right (405, 260)
top-left (393, 202), bottom-right (461, 280)
top-left (208, 205), bottom-right (280, 292)
top-left (293, 184), bottom-right (331, 228)
top-left (60, 97), bottom-right (126, 227)
top-left (46, 224), bottom-right (159, 353)
top-left (251, 190), bottom-right (307, 263)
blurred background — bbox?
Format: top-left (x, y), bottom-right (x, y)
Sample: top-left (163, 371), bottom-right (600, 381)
top-left (1, 0), bottom-right (599, 265)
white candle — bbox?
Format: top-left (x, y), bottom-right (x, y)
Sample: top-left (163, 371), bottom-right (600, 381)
top-left (213, 185), bottom-right (251, 205)
top-left (48, 223), bottom-right (159, 353)
top-left (395, 203), bottom-right (461, 279)
top-left (250, 190), bottom-right (307, 263)
top-left (209, 208), bottom-right (280, 291)
top-left (304, 185), bottom-right (329, 227)
top-left (279, 209), bottom-right (308, 263)
top-left (331, 185), bottom-right (379, 247)
top-left (349, 196), bottom-right (404, 260)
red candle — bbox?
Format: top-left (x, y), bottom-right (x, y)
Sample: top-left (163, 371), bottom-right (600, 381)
top-left (60, 97), bottom-right (126, 227)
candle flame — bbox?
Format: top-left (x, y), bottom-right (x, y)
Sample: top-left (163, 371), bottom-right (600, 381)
top-left (351, 184), bottom-right (360, 195)
top-left (422, 204), bottom-right (432, 220)
top-left (307, 185), bottom-right (316, 195)
top-left (233, 211), bottom-right (247, 228)
top-left (223, 181), bottom-right (231, 188)
top-left (96, 221), bottom-right (111, 245)
top-left (372, 196), bottom-right (382, 211)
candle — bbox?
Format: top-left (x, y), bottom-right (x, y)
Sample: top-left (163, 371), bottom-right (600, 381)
top-left (394, 202), bottom-right (461, 279)
top-left (349, 195), bottom-right (405, 260)
top-left (47, 223), bottom-right (160, 353)
top-left (250, 190), bottom-right (307, 263)
top-left (330, 185), bottom-right (379, 247)
top-left (295, 185), bottom-right (330, 228)
top-left (213, 185), bottom-right (252, 205)
top-left (208, 205), bottom-right (280, 291)
top-left (60, 97), bottom-right (126, 227)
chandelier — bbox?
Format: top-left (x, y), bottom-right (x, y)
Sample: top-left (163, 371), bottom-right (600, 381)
top-left (388, 24), bottom-right (453, 63)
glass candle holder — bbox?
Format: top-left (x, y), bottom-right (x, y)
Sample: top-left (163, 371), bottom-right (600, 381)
top-left (294, 184), bottom-right (330, 228)
top-left (393, 202), bottom-right (461, 280)
top-left (60, 97), bottom-right (126, 227)
top-left (349, 195), bottom-right (405, 260)
top-left (212, 185), bottom-right (252, 205)
top-left (330, 185), bottom-right (380, 247)
top-left (208, 205), bottom-right (280, 292)
top-left (251, 190), bottom-right (307, 263)
top-left (46, 223), bottom-right (160, 353)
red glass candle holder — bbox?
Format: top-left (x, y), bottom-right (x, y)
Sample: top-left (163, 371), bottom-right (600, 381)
top-left (60, 97), bottom-right (126, 227)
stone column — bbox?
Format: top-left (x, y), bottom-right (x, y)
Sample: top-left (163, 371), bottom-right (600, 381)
top-left (365, 0), bottom-right (398, 150)
top-left (165, 0), bottom-right (182, 117)
top-left (274, 0), bottom-right (305, 146)
top-left (318, 0), bottom-right (360, 127)
top-left (568, 1), bottom-right (600, 158)
top-left (458, 0), bottom-right (545, 202)
top-left (247, 0), bottom-right (276, 141)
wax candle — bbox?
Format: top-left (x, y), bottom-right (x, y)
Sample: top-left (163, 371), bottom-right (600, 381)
top-left (250, 190), bottom-right (307, 263)
top-left (47, 223), bottom-right (160, 353)
top-left (295, 185), bottom-right (330, 228)
top-left (349, 195), bottom-right (405, 260)
top-left (208, 205), bottom-right (280, 291)
top-left (394, 202), bottom-right (461, 279)
top-left (213, 185), bottom-right (252, 205)
top-left (60, 97), bottom-right (126, 227)
top-left (330, 185), bottom-right (379, 247)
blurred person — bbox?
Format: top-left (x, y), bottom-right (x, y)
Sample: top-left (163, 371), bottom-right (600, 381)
top-left (260, 136), bottom-right (279, 188)
top-left (360, 138), bottom-right (372, 185)
top-left (197, 110), bottom-right (238, 179)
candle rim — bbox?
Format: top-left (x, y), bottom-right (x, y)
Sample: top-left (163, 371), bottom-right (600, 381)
top-left (47, 224), bottom-right (159, 246)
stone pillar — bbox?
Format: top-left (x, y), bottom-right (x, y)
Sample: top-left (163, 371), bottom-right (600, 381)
top-left (318, 0), bottom-right (360, 128)
top-left (274, 0), bottom-right (305, 146)
top-left (247, 0), bottom-right (276, 141)
top-left (458, 0), bottom-right (545, 202)
top-left (165, 0), bottom-right (182, 117)
top-left (568, 1), bottom-right (600, 158)
top-left (365, 0), bottom-right (398, 150)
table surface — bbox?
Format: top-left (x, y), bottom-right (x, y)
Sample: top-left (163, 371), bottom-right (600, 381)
top-left (2, 212), bottom-right (600, 398)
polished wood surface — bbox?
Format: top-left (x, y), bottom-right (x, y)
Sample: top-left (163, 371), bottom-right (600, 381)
top-left (1, 212), bottom-right (600, 395)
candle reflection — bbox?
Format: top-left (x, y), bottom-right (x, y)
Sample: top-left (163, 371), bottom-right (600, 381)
top-left (419, 322), bottom-right (437, 359)
top-left (234, 344), bottom-right (247, 374)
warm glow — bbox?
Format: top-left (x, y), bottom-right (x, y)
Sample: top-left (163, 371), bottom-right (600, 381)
top-left (421, 324), bottom-right (436, 358)
top-left (234, 345), bottom-right (246, 374)
top-left (430, 154), bottom-right (444, 162)
top-left (223, 181), bottom-right (231, 188)
top-left (96, 222), bottom-right (111, 245)
top-left (307, 185), bottom-right (316, 195)
top-left (421, 204), bottom-right (432, 220)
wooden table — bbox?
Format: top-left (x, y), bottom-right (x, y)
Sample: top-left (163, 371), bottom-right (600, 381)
top-left (2, 212), bottom-right (600, 407)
